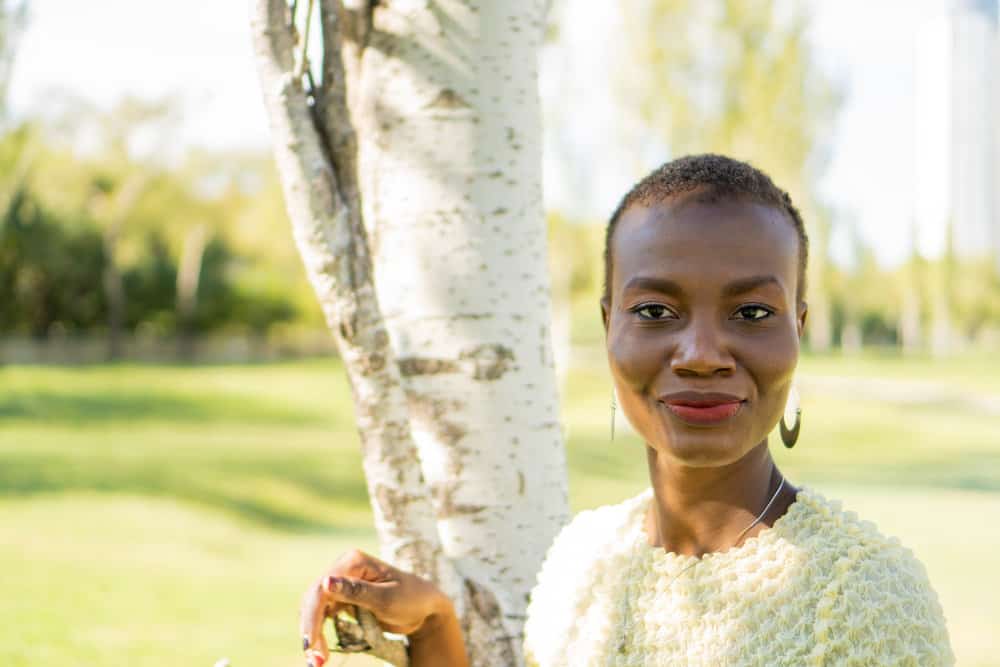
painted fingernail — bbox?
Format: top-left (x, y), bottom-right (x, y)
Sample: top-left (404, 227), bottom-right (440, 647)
top-left (305, 653), bottom-right (325, 667)
top-left (323, 575), bottom-right (339, 593)
top-left (302, 635), bottom-right (310, 651)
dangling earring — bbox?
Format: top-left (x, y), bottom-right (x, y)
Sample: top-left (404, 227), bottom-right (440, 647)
top-left (780, 383), bottom-right (801, 449)
top-left (610, 389), bottom-right (617, 441)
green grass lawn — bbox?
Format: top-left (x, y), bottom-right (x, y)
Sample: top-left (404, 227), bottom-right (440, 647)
top-left (1, 355), bottom-right (998, 666)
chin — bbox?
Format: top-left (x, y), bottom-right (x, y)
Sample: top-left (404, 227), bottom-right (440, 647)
top-left (656, 434), bottom-right (753, 468)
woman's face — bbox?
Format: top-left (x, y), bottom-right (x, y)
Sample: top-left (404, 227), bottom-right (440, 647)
top-left (601, 196), bottom-right (807, 467)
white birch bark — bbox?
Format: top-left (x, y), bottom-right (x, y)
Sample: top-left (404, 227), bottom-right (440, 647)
top-left (252, 1), bottom-right (569, 663)
top-left (252, 0), bottom-right (452, 589)
top-left (355, 2), bottom-right (568, 661)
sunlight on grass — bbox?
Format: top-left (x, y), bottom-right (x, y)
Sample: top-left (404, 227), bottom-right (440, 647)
top-left (0, 493), bottom-right (381, 667)
top-left (1, 355), bottom-right (998, 665)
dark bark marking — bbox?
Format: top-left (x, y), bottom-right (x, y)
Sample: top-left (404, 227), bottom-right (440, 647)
top-left (459, 343), bottom-right (514, 381)
top-left (398, 357), bottom-right (460, 376)
top-left (431, 479), bottom-right (488, 518)
top-left (462, 578), bottom-right (518, 666)
top-left (465, 578), bottom-right (502, 619)
top-left (405, 391), bottom-right (468, 448)
top-left (373, 484), bottom-right (424, 537)
top-left (397, 343), bottom-right (515, 381)
top-left (425, 88), bottom-right (470, 110)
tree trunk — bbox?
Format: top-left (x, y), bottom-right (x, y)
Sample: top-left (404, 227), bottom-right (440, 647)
top-left (899, 282), bottom-right (922, 353)
top-left (175, 223), bottom-right (207, 361)
top-left (251, 1), bottom-right (569, 664)
top-left (101, 231), bottom-right (125, 361)
top-left (92, 174), bottom-right (147, 361)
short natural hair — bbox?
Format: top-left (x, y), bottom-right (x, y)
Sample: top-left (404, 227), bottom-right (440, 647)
top-left (602, 154), bottom-right (809, 305)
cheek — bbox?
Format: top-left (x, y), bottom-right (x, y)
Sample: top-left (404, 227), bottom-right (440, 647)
top-left (745, 326), bottom-right (799, 404)
top-left (607, 324), bottom-right (663, 390)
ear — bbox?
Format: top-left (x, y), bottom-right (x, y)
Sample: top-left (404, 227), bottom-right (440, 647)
top-left (600, 296), bottom-right (611, 337)
top-left (796, 301), bottom-right (808, 339)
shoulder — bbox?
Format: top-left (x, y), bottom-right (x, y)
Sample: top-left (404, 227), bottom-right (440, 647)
top-left (523, 489), bottom-right (648, 667)
top-left (538, 488), bottom-right (648, 570)
top-left (795, 488), bottom-right (954, 666)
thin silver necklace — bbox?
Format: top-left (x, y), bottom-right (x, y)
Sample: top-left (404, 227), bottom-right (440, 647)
top-left (614, 475), bottom-right (786, 656)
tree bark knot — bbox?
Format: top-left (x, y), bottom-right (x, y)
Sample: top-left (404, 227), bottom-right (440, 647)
top-left (460, 343), bottom-right (515, 380)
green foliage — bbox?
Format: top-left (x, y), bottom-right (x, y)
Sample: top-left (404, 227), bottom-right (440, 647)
top-left (949, 258), bottom-right (1000, 339)
top-left (0, 188), bottom-right (107, 335)
top-left (122, 231), bottom-right (177, 332)
top-left (620, 0), bottom-right (839, 198)
top-left (0, 111), bottom-right (319, 342)
top-left (547, 211), bottom-right (605, 296)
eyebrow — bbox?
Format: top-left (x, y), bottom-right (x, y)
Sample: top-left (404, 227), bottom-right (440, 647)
top-left (721, 274), bottom-right (783, 297)
top-left (622, 274), bottom-right (782, 298)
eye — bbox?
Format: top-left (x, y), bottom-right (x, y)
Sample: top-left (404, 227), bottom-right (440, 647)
top-left (733, 305), bottom-right (774, 321)
top-left (630, 303), bottom-right (677, 321)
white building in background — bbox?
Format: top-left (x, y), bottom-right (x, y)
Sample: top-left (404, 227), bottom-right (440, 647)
top-left (951, 0), bottom-right (998, 262)
top-left (915, 0), bottom-right (999, 269)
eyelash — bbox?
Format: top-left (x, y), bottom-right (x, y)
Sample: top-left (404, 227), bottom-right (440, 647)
top-left (629, 303), bottom-right (775, 322)
top-left (630, 304), bottom-right (675, 321)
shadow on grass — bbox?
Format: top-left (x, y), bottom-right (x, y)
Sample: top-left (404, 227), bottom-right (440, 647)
top-left (0, 390), bottom-right (327, 425)
top-left (0, 454), bottom-right (372, 533)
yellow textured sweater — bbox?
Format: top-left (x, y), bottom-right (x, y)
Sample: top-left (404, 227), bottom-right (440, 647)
top-left (523, 487), bottom-right (953, 666)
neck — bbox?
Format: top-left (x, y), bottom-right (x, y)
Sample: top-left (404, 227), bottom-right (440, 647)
top-left (644, 440), bottom-right (789, 557)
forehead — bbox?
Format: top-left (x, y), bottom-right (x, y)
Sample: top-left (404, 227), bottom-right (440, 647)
top-left (612, 197), bottom-right (800, 293)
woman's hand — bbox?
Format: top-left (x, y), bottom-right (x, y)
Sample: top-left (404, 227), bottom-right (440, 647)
top-left (299, 548), bottom-right (456, 666)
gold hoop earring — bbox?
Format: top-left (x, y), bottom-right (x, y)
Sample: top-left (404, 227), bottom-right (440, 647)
top-left (780, 384), bottom-right (801, 449)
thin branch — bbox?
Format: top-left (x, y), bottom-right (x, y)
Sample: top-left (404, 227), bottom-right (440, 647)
top-left (334, 607), bottom-right (409, 666)
top-left (251, 0), bottom-right (464, 662)
top-left (295, 0), bottom-right (315, 79)
top-left (316, 0), bottom-right (361, 207)
top-left (320, 0), bottom-right (367, 123)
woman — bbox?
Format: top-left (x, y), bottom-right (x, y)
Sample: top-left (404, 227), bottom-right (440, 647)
top-left (300, 155), bottom-right (954, 666)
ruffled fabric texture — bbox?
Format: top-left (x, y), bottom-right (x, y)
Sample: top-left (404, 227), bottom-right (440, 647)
top-left (522, 487), bottom-right (953, 667)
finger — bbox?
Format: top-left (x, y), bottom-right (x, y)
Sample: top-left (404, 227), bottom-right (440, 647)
top-left (300, 579), bottom-right (331, 664)
top-left (325, 573), bottom-right (391, 613)
top-left (305, 646), bottom-right (328, 667)
top-left (332, 548), bottom-right (394, 582)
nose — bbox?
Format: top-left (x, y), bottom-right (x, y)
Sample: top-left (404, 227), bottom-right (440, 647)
top-left (669, 314), bottom-right (736, 377)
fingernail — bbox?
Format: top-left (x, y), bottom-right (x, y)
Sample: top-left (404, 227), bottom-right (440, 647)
top-left (323, 575), bottom-right (339, 593)
top-left (302, 635), bottom-right (310, 651)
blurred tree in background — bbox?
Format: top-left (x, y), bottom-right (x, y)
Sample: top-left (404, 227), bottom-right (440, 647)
top-left (0, 0), bottom-right (996, 358)
top-left (619, 0), bottom-right (841, 350)
top-left (0, 0), bottom-right (27, 122)
top-left (0, 99), bottom-right (320, 356)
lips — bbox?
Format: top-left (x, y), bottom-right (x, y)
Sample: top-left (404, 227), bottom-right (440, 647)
top-left (659, 391), bottom-right (745, 425)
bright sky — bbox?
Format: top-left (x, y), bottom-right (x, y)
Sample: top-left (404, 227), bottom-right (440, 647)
top-left (9, 0), bottom-right (957, 267)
